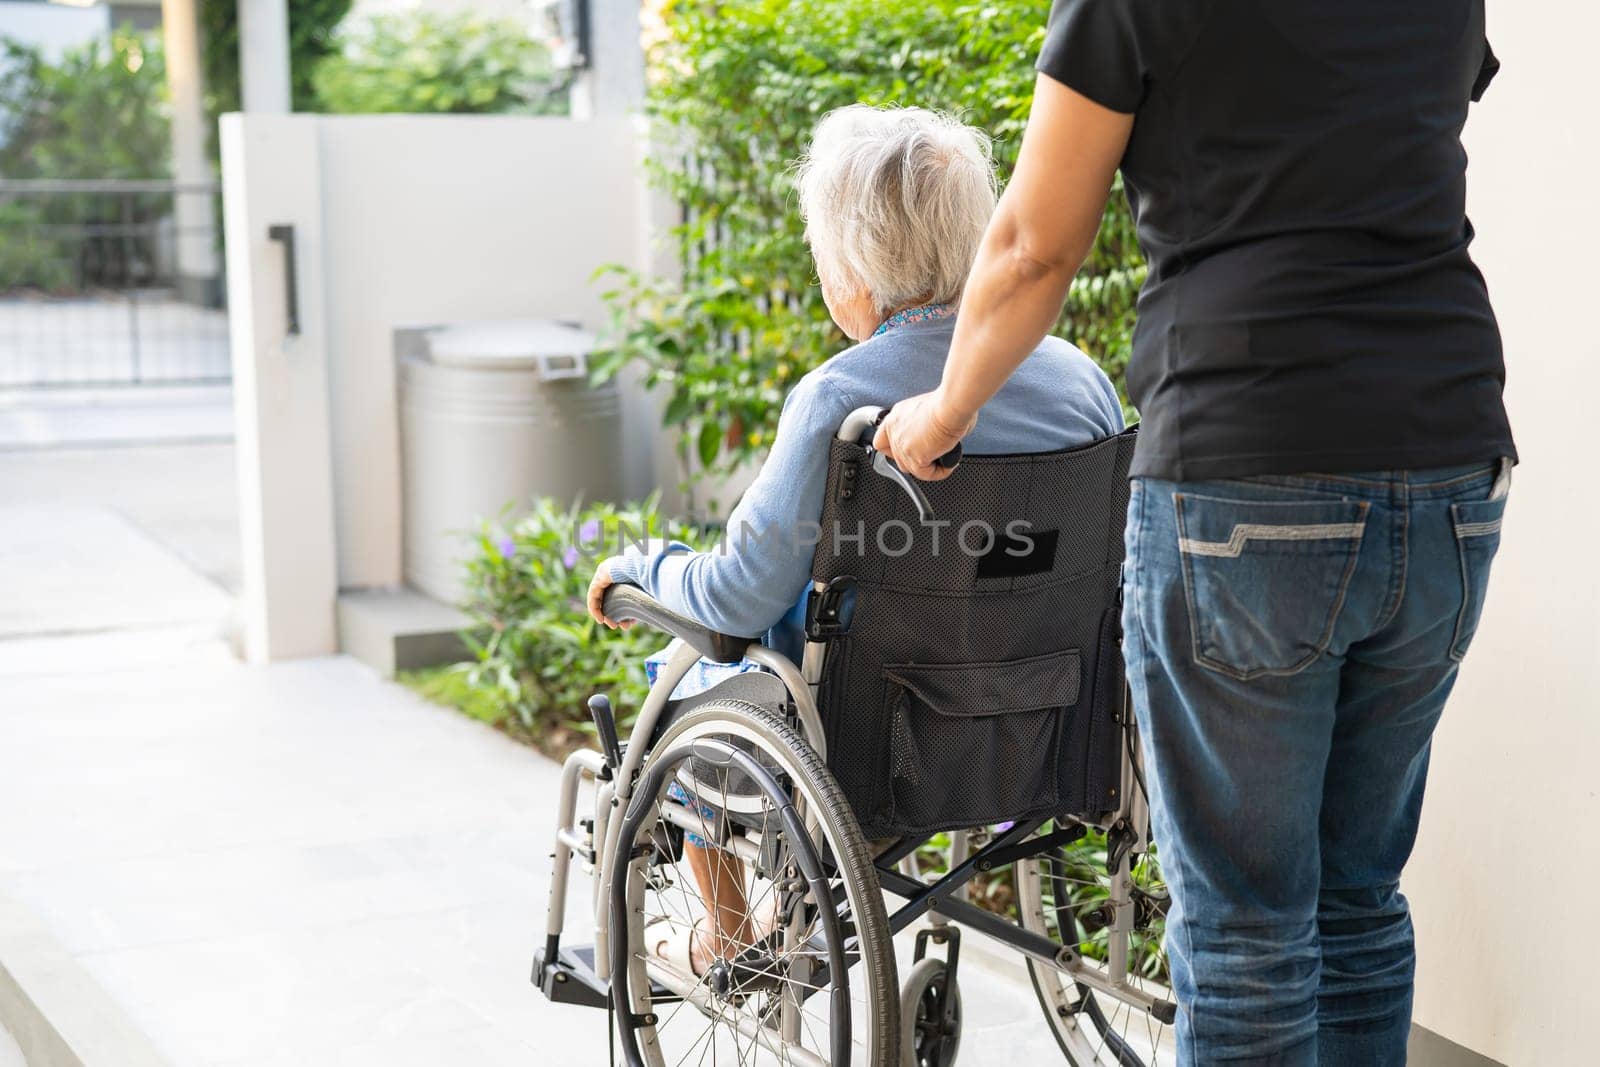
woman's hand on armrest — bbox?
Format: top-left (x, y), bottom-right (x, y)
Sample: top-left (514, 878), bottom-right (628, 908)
top-left (587, 558), bottom-right (635, 630)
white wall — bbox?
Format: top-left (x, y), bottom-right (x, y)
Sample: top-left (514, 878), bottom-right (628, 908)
top-left (223, 114), bottom-right (675, 658)
top-left (1405, 5), bottom-right (1600, 1063)
top-left (220, 115), bottom-right (340, 662)
top-left (310, 115), bottom-right (650, 588)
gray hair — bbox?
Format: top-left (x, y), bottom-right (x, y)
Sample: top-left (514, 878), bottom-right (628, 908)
top-left (795, 105), bottom-right (997, 315)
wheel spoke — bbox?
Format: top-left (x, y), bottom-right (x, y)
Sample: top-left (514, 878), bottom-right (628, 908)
top-left (1018, 836), bottom-right (1174, 1065)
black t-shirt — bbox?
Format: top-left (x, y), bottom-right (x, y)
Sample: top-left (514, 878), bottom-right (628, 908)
top-left (1038, 0), bottom-right (1516, 480)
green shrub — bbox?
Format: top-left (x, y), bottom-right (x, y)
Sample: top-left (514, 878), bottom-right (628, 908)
top-left (593, 0), bottom-right (1143, 478)
top-left (398, 663), bottom-right (510, 730)
top-left (0, 202), bottom-right (74, 292)
top-left (0, 30), bottom-right (169, 179)
top-left (199, 0), bottom-right (351, 119)
top-left (0, 30), bottom-right (171, 292)
top-left (459, 496), bottom-right (696, 747)
top-left (311, 10), bottom-right (565, 115)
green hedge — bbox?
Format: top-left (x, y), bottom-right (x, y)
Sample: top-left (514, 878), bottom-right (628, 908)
top-left (0, 30), bottom-right (171, 292)
top-left (312, 10), bottom-right (566, 116)
top-left (593, 0), bottom-right (1143, 479)
top-left (200, 0), bottom-right (351, 119)
top-left (0, 30), bottom-right (169, 180)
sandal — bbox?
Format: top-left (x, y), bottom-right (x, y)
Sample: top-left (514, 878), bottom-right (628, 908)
top-left (646, 915), bottom-right (707, 978)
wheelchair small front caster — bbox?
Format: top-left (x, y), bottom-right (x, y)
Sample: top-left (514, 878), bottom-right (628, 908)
top-left (901, 955), bottom-right (962, 1067)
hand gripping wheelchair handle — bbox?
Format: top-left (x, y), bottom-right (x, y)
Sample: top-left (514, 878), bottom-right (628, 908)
top-left (600, 583), bottom-right (754, 664)
top-left (837, 404), bottom-right (963, 524)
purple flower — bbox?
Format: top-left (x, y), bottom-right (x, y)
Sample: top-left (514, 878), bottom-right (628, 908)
top-left (496, 536), bottom-right (515, 560)
top-left (993, 820), bottom-right (1016, 834)
top-left (562, 545), bottom-right (580, 569)
top-left (578, 518), bottom-right (602, 544)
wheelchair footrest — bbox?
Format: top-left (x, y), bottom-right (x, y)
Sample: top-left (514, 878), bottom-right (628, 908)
top-left (534, 940), bottom-right (684, 1010)
top-left (532, 942), bottom-right (610, 1010)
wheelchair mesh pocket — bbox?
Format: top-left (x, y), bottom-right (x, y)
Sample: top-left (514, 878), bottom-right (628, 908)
top-left (878, 650), bottom-right (1082, 835)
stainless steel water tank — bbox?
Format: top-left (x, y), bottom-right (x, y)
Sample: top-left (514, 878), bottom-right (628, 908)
top-left (397, 319), bottom-right (624, 604)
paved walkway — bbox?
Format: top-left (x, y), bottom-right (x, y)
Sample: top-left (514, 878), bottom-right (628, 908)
top-left (0, 392), bottom-right (239, 594)
top-left (0, 636), bottom-right (1071, 1066)
top-left (0, 641), bottom-right (608, 1065)
top-left (0, 386), bottom-right (233, 453)
top-left (0, 506), bottom-right (231, 640)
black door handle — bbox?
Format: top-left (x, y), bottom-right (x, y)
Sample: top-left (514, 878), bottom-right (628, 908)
top-left (267, 224), bottom-right (299, 336)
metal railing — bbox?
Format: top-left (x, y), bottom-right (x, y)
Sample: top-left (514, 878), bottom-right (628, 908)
top-left (0, 179), bottom-right (231, 388)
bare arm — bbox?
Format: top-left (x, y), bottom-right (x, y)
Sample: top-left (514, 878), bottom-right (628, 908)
top-left (874, 75), bottom-right (1134, 478)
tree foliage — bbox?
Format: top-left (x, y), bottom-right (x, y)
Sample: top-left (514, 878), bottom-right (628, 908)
top-left (311, 10), bottom-right (565, 115)
top-left (594, 0), bottom-right (1143, 478)
top-left (0, 30), bottom-right (169, 180)
top-left (0, 31), bottom-right (172, 291)
top-left (199, 0), bottom-right (351, 118)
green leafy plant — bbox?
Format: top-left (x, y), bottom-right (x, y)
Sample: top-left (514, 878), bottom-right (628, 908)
top-left (914, 824), bottom-right (1169, 983)
top-left (0, 30), bottom-right (171, 292)
top-left (458, 496), bottom-right (696, 751)
top-left (0, 199), bottom-right (73, 291)
top-left (311, 10), bottom-right (565, 115)
top-left (199, 0), bottom-right (351, 119)
top-left (398, 663), bottom-right (510, 730)
top-left (0, 30), bottom-right (169, 179)
top-left (593, 0), bottom-right (1143, 480)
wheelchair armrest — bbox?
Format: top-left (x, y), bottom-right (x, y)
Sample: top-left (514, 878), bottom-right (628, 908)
top-left (601, 583), bottom-right (754, 665)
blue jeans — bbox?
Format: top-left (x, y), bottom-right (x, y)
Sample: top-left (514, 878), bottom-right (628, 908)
top-left (1122, 463), bottom-right (1509, 1065)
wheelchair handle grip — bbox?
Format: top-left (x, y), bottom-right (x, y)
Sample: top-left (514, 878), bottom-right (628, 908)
top-left (866, 403), bottom-right (964, 471)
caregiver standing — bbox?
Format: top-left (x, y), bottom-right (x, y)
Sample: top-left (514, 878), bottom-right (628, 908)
top-left (875, 2), bottom-right (1514, 1064)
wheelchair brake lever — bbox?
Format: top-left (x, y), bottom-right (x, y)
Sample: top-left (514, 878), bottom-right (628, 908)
top-left (587, 693), bottom-right (623, 776)
top-left (864, 404), bottom-right (960, 524)
top-left (868, 448), bottom-right (936, 524)
top-left (858, 403), bottom-right (964, 523)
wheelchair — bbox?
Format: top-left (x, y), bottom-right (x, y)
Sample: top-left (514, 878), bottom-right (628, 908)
top-left (533, 407), bottom-right (1174, 1065)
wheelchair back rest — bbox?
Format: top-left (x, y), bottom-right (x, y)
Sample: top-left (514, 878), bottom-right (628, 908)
top-left (806, 426), bottom-right (1137, 838)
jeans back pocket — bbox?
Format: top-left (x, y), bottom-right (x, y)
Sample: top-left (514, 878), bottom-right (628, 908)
top-left (1175, 493), bottom-right (1370, 680)
top-left (1449, 496), bottom-right (1508, 662)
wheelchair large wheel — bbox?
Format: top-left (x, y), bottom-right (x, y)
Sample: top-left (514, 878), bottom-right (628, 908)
top-left (609, 700), bottom-right (898, 1066)
top-left (1017, 824), bottom-right (1175, 1065)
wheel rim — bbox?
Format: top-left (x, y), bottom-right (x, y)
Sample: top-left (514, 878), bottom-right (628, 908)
top-left (611, 712), bottom-right (893, 1066)
top-left (1016, 826), bottom-right (1176, 1066)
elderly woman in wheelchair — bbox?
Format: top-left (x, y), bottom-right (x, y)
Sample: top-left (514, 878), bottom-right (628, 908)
top-left (539, 105), bottom-right (1165, 1067)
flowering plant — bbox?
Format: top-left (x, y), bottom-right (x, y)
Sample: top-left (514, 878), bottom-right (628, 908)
top-left (459, 495), bottom-right (696, 747)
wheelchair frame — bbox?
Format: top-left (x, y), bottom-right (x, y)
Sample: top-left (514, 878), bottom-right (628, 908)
top-left (534, 407), bottom-right (1171, 1060)
top-left (535, 635), bottom-right (1166, 1014)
